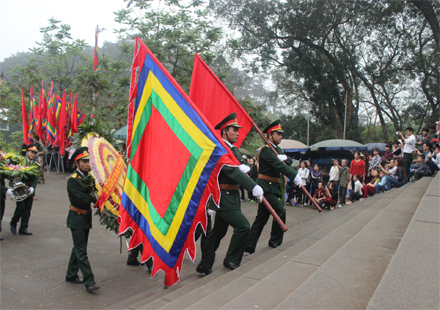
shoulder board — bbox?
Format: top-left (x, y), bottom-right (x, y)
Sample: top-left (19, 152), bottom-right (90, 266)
top-left (35, 162), bottom-right (41, 166)
top-left (70, 173), bottom-right (78, 179)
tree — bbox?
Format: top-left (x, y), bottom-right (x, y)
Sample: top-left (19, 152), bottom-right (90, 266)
top-left (115, 0), bottom-right (223, 92)
top-left (2, 18), bottom-right (132, 129)
top-left (210, 0), bottom-right (439, 141)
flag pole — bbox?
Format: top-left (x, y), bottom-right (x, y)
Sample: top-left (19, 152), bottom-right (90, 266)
top-left (250, 121), bottom-right (322, 213)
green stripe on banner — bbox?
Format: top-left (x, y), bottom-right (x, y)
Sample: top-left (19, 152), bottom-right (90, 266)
top-left (130, 96), bottom-right (153, 162)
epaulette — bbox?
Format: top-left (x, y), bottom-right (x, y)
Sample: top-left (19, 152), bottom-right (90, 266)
top-left (70, 173), bottom-right (78, 179)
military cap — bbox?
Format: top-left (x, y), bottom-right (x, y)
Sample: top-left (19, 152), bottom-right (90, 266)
top-left (215, 113), bottom-right (242, 131)
top-left (26, 144), bottom-right (39, 153)
top-left (263, 119), bottom-right (284, 134)
top-left (72, 147), bottom-right (91, 162)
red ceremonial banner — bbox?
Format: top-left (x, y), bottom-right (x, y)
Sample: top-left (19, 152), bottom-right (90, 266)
top-left (189, 54), bottom-right (253, 147)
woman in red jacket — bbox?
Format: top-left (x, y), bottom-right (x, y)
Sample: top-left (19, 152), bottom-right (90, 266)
top-left (349, 152), bottom-right (366, 189)
top-left (361, 168), bottom-right (381, 199)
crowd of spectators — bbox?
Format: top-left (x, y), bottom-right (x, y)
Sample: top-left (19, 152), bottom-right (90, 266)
top-left (283, 123), bottom-right (439, 210)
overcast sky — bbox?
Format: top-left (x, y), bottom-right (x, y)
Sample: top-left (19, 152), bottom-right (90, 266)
top-left (0, 0), bottom-right (144, 61)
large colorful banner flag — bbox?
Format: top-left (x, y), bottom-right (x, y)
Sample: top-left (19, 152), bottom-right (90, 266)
top-left (119, 38), bottom-right (240, 287)
top-left (189, 54), bottom-right (253, 148)
top-left (28, 85), bottom-right (38, 142)
top-left (21, 88), bottom-right (29, 145)
top-left (46, 85), bottom-right (57, 146)
top-left (56, 91), bottom-right (67, 155)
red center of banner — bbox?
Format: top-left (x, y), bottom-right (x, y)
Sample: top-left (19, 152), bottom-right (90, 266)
top-left (131, 106), bottom-right (191, 218)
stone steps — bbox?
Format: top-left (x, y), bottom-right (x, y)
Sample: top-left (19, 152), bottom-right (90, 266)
top-left (109, 177), bottom-right (434, 309)
top-left (131, 187), bottom-right (407, 309)
top-left (367, 175), bottom-right (439, 309)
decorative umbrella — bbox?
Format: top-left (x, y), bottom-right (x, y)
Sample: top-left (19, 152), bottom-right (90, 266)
top-left (114, 125), bottom-right (128, 140)
top-left (364, 142), bottom-right (387, 152)
top-left (239, 148), bottom-right (252, 158)
top-left (310, 139), bottom-right (367, 151)
top-left (278, 139), bottom-right (310, 152)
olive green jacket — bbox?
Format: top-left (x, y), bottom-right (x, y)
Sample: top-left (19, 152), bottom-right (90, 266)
top-left (257, 143), bottom-right (298, 198)
top-left (66, 170), bottom-right (97, 229)
top-left (339, 166), bottom-right (350, 187)
top-left (214, 142), bottom-right (256, 212)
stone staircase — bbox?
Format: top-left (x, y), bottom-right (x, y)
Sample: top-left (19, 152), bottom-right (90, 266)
top-left (109, 175), bottom-right (439, 310)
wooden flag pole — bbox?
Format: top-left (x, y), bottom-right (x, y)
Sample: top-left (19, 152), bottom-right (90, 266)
top-left (251, 121), bottom-right (322, 213)
top-left (262, 197), bottom-right (288, 232)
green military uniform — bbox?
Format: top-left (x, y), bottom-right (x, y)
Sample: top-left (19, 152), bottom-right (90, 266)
top-left (10, 145), bottom-right (40, 234)
top-left (1, 175), bottom-right (7, 239)
top-left (198, 113), bottom-right (257, 272)
top-left (127, 244), bottom-right (154, 270)
top-left (246, 120), bottom-right (298, 252)
top-left (65, 147), bottom-right (97, 288)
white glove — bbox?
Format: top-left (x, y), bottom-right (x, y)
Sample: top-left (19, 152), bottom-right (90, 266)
top-left (252, 185), bottom-right (264, 202)
top-left (277, 155), bottom-right (287, 162)
top-left (6, 188), bottom-right (14, 197)
top-left (207, 209), bottom-right (215, 217)
top-left (28, 187), bottom-right (34, 195)
top-left (239, 164), bottom-right (250, 174)
top-left (294, 174), bottom-right (302, 186)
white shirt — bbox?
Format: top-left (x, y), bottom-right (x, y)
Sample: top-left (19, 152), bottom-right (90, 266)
top-left (354, 180), bottom-right (363, 195)
top-left (403, 135), bottom-right (416, 154)
top-left (329, 166), bottom-right (340, 182)
top-left (222, 139), bottom-right (233, 148)
top-left (298, 167), bottom-right (309, 186)
top-left (432, 153), bottom-right (440, 168)
top-left (388, 166), bottom-right (397, 179)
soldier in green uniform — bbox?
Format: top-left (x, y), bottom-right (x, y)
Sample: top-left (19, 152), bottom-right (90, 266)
top-left (1, 152), bottom-right (15, 240)
top-left (196, 113), bottom-right (264, 275)
top-left (245, 120), bottom-right (301, 253)
top-left (65, 147), bottom-right (100, 292)
top-left (10, 144), bottom-right (41, 236)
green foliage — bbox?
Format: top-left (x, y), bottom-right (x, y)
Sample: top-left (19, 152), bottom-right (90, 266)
top-left (210, 0), bottom-right (439, 141)
top-left (0, 131), bottom-right (25, 153)
top-left (115, 0), bottom-right (223, 92)
top-left (70, 121), bottom-right (124, 150)
top-left (2, 18), bottom-right (132, 130)
top-left (239, 97), bottom-right (269, 154)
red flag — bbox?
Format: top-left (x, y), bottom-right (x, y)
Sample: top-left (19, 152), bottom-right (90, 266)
top-left (94, 29), bottom-right (100, 72)
top-left (189, 54), bottom-right (253, 147)
top-left (21, 88), bottom-right (29, 145)
top-left (71, 94), bottom-right (79, 133)
top-left (56, 90), bottom-right (67, 155)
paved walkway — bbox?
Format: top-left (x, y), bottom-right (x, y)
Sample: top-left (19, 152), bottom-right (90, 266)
top-left (0, 173), bottom-right (317, 309)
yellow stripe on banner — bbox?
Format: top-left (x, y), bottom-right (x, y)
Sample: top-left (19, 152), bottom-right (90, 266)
top-left (131, 76), bottom-right (153, 146)
top-left (126, 71), bottom-right (217, 252)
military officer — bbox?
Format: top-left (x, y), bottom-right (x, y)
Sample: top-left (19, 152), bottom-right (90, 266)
top-left (245, 120), bottom-right (301, 253)
top-left (196, 113), bottom-right (264, 275)
top-left (65, 147), bottom-right (100, 292)
top-left (10, 144), bottom-right (41, 235)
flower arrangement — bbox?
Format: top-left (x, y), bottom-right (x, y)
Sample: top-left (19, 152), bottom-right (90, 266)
top-left (0, 153), bottom-right (41, 180)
